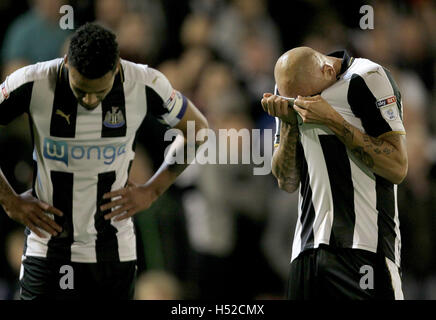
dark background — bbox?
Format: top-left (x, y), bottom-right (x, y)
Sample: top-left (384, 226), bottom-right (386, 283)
top-left (0, 0), bottom-right (434, 300)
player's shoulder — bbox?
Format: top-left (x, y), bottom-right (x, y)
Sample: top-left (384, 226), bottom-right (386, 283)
top-left (345, 57), bottom-right (386, 81)
top-left (120, 59), bottom-right (167, 87)
top-left (5, 58), bottom-right (62, 87)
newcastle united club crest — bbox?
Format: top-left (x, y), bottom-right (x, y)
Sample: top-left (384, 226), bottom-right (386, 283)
top-left (104, 106), bottom-right (125, 128)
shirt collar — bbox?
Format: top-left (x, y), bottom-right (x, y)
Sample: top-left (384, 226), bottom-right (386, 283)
top-left (327, 50), bottom-right (354, 78)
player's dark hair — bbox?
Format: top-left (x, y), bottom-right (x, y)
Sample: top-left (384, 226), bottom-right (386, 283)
top-left (68, 23), bottom-right (119, 79)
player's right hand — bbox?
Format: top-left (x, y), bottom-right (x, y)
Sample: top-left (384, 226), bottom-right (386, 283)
top-left (261, 93), bottom-right (297, 125)
top-left (4, 190), bottom-right (63, 238)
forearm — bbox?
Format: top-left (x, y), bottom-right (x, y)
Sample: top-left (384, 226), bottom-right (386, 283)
top-left (327, 113), bottom-right (407, 184)
top-left (144, 134), bottom-right (200, 198)
top-left (144, 163), bottom-right (187, 199)
top-left (271, 122), bottom-right (301, 193)
top-left (0, 168), bottom-right (18, 209)
top-left (145, 97), bottom-right (209, 196)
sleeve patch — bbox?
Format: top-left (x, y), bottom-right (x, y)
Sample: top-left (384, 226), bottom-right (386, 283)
top-left (1, 82), bottom-right (9, 100)
top-left (376, 95), bottom-right (396, 108)
top-left (164, 89), bottom-right (176, 109)
top-left (380, 105), bottom-right (399, 121)
top-left (376, 95), bottom-right (399, 121)
top-left (160, 91), bottom-right (187, 127)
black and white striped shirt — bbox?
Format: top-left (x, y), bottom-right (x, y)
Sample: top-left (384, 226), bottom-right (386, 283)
top-left (275, 51), bottom-right (405, 268)
top-left (0, 58), bottom-right (188, 262)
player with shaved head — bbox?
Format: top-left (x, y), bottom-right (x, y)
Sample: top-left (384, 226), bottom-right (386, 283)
top-left (261, 47), bottom-right (407, 300)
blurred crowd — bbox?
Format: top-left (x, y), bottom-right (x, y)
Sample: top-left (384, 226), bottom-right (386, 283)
top-left (0, 0), bottom-right (434, 300)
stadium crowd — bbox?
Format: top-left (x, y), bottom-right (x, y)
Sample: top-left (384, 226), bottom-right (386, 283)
top-left (0, 0), bottom-right (434, 299)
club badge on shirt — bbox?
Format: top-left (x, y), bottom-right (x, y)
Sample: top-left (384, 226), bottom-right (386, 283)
top-left (376, 95), bottom-right (399, 121)
top-left (103, 106), bottom-right (125, 128)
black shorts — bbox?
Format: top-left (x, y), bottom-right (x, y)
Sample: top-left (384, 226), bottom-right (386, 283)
top-left (20, 256), bottom-right (137, 300)
top-left (287, 245), bottom-right (403, 300)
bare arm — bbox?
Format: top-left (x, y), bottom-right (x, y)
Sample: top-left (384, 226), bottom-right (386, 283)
top-left (328, 115), bottom-right (407, 184)
top-left (0, 66), bottom-right (64, 237)
top-left (141, 99), bottom-right (208, 196)
top-left (271, 122), bottom-right (301, 193)
top-left (101, 99), bottom-right (208, 221)
top-left (294, 95), bottom-right (408, 184)
top-left (0, 168), bottom-right (18, 209)
top-left (261, 93), bottom-right (301, 193)
top-left (0, 168), bottom-right (63, 237)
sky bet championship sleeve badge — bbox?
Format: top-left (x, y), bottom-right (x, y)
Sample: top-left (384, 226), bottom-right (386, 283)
top-left (376, 95), bottom-right (398, 121)
top-left (103, 106), bottom-right (125, 128)
top-left (1, 82), bottom-right (9, 101)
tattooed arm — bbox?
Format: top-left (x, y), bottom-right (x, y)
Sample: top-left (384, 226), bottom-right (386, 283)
top-left (271, 122), bottom-right (301, 193)
top-left (294, 95), bottom-right (408, 184)
top-left (328, 119), bottom-right (407, 184)
top-left (261, 93), bottom-right (301, 193)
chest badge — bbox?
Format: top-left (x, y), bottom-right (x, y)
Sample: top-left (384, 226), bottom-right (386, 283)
top-left (104, 106), bottom-right (125, 128)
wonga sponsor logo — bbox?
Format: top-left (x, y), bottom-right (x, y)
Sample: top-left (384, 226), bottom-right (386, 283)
top-left (43, 137), bottom-right (126, 166)
top-left (43, 138), bottom-right (68, 166)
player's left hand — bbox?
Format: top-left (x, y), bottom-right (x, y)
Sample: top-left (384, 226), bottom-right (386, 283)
top-left (293, 95), bottom-right (338, 125)
top-left (101, 181), bottom-right (158, 221)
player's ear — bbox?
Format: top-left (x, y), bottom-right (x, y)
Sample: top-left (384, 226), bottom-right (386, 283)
top-left (322, 62), bottom-right (336, 80)
top-left (64, 55), bottom-right (72, 71)
top-left (114, 58), bottom-right (120, 75)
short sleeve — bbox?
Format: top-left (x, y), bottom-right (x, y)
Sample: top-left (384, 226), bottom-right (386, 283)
top-left (347, 65), bottom-right (405, 137)
top-left (145, 68), bottom-right (188, 128)
top-left (0, 66), bottom-right (34, 125)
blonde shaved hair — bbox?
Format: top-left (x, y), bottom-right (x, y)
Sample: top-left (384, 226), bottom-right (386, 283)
top-left (274, 47), bottom-right (326, 97)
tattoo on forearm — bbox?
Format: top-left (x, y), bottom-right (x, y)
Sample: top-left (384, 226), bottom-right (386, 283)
top-left (363, 134), bottom-right (396, 156)
top-left (383, 147), bottom-right (392, 155)
top-left (369, 136), bottom-right (384, 146)
top-left (274, 147), bottom-right (301, 189)
top-left (351, 147), bottom-right (374, 168)
top-left (272, 124), bottom-right (301, 190)
top-left (343, 121), bottom-right (354, 143)
top-left (337, 120), bottom-right (398, 170)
